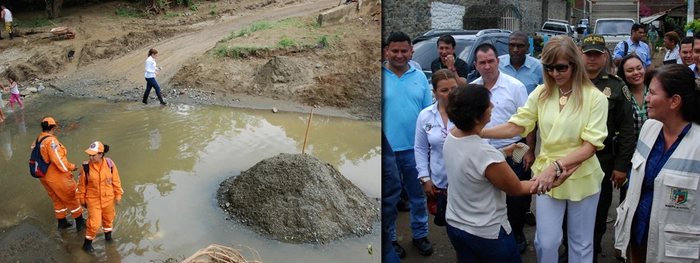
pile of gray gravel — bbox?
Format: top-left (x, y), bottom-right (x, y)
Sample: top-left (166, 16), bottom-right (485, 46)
top-left (217, 153), bottom-right (379, 244)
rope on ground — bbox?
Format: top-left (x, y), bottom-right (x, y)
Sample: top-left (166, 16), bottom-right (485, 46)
top-left (182, 244), bottom-right (263, 263)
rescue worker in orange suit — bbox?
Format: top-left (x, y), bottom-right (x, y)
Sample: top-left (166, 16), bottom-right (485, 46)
top-left (77, 141), bottom-right (123, 254)
top-left (33, 117), bottom-right (86, 231)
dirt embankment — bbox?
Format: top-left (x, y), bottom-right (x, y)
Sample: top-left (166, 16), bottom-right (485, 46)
top-left (0, 0), bottom-right (381, 120)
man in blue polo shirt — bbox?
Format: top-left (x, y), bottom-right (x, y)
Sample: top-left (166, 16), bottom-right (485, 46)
top-left (499, 31), bottom-right (543, 95)
top-left (383, 31), bottom-right (434, 258)
top-left (613, 23), bottom-right (653, 71)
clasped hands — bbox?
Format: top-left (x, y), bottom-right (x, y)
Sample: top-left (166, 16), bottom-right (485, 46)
top-left (441, 55), bottom-right (455, 68)
top-left (530, 161), bottom-right (581, 195)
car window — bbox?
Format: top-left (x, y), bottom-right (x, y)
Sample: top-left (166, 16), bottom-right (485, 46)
top-left (494, 37), bottom-right (509, 56)
top-left (412, 40), bottom-right (437, 70)
top-left (544, 23), bottom-right (567, 32)
top-left (595, 20), bottom-right (634, 35)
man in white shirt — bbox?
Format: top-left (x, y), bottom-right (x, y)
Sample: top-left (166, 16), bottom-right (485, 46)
top-left (690, 32), bottom-right (700, 77)
top-left (470, 43), bottom-right (530, 254)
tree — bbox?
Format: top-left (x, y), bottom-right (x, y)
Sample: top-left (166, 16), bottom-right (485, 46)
top-left (640, 2), bottom-right (651, 17)
top-left (45, 0), bottom-right (63, 19)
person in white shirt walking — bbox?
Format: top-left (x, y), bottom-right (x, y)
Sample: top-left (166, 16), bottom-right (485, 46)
top-left (1, 5), bottom-right (12, 40)
top-left (142, 49), bottom-right (167, 105)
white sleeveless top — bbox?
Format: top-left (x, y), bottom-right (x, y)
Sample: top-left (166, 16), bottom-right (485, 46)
top-left (3, 8), bottom-right (11, 22)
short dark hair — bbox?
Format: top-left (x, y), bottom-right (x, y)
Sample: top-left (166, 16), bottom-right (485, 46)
top-left (509, 31), bottom-right (529, 42)
top-left (631, 23), bottom-right (645, 32)
top-left (385, 31), bottom-right (411, 46)
top-left (616, 54), bottom-right (645, 85)
top-left (473, 43), bottom-right (498, 63)
top-left (437, 35), bottom-right (456, 48)
top-left (446, 84), bottom-right (491, 132)
top-left (681, 36), bottom-right (694, 46)
top-left (649, 64), bottom-right (700, 124)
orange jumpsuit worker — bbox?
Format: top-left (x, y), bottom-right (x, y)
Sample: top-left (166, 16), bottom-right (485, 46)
top-left (33, 117), bottom-right (86, 231)
top-left (77, 141), bottom-right (123, 254)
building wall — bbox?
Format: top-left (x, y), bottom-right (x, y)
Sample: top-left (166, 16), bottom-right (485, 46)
top-left (383, 0), bottom-right (570, 42)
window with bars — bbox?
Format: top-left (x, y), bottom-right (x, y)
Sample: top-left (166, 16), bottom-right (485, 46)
top-left (501, 6), bottom-right (521, 32)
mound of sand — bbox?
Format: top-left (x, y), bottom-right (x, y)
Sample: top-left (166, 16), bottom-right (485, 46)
top-left (217, 153), bottom-right (379, 244)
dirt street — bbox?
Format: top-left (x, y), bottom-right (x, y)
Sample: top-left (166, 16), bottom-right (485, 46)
top-left (0, 0), bottom-right (381, 120)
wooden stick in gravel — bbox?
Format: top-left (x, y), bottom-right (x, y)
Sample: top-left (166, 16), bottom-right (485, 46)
top-left (302, 108), bottom-right (314, 154)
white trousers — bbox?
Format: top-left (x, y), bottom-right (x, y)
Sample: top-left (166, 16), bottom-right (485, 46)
top-left (534, 190), bottom-right (601, 263)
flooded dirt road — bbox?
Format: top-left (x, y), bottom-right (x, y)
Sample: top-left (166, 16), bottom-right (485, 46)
top-left (0, 96), bottom-right (380, 262)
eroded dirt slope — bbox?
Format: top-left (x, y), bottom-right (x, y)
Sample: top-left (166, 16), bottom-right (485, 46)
top-left (0, 0), bottom-right (381, 120)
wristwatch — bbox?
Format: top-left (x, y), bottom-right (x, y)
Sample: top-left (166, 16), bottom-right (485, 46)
top-left (419, 177), bottom-right (431, 184)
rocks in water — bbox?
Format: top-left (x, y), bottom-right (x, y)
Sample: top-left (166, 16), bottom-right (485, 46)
top-left (217, 153), bottom-right (379, 244)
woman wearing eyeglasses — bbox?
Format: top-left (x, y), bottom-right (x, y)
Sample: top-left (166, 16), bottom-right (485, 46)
top-left (414, 69), bottom-right (456, 228)
top-left (482, 35), bottom-right (609, 263)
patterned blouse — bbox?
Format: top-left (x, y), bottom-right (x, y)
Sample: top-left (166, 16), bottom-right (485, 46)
top-left (631, 87), bottom-right (648, 136)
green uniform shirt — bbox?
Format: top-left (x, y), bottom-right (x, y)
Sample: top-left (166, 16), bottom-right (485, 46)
top-left (590, 71), bottom-right (635, 173)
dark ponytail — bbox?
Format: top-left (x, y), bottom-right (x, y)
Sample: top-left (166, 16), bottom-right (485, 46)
top-left (103, 144), bottom-right (110, 154)
top-left (41, 122), bottom-right (55, 132)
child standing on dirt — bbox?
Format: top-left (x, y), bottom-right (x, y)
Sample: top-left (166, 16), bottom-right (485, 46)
top-left (2, 74), bottom-right (22, 111)
top-left (77, 141), bottom-right (123, 255)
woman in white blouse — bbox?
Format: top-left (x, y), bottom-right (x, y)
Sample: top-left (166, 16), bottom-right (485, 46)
top-left (414, 69), bottom-right (456, 226)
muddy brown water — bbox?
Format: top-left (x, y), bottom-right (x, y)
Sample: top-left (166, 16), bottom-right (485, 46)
top-left (0, 96), bottom-right (380, 262)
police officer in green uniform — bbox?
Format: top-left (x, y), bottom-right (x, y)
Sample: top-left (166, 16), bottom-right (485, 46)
top-left (581, 34), bottom-right (636, 263)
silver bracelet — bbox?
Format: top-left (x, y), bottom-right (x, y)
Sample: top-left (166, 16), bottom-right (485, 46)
top-left (552, 161), bottom-right (562, 179)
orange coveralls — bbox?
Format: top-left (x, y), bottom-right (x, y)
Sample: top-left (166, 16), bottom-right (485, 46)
top-left (33, 132), bottom-right (83, 219)
top-left (77, 159), bottom-right (123, 240)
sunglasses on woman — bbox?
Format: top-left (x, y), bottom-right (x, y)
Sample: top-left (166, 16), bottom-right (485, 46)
top-left (543, 63), bottom-right (572, 73)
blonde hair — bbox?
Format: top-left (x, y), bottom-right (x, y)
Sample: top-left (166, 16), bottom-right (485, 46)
top-left (539, 35), bottom-right (595, 112)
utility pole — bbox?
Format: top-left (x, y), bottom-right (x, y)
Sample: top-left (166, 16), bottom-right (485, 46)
top-left (689, 0), bottom-right (695, 36)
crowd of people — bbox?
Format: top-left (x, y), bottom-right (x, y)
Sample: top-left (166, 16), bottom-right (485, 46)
top-left (382, 22), bottom-right (700, 263)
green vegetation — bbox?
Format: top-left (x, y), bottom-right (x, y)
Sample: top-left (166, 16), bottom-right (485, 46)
top-left (250, 21), bottom-right (272, 32)
top-left (215, 46), bottom-right (272, 58)
top-left (189, 4), bottom-right (199, 11)
top-left (685, 20), bottom-right (700, 36)
top-left (218, 30), bottom-right (236, 43)
top-left (279, 37), bottom-right (296, 48)
top-left (164, 12), bottom-right (181, 18)
top-left (14, 18), bottom-right (53, 28)
top-left (116, 7), bottom-right (142, 18)
top-left (236, 27), bottom-right (249, 37)
top-left (215, 16), bottom-right (341, 59)
top-left (210, 9), bottom-right (217, 15)
top-left (318, 34), bottom-right (341, 47)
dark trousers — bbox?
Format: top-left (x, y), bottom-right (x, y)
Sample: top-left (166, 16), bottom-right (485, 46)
top-left (446, 225), bottom-right (522, 263)
top-left (381, 133), bottom-right (401, 263)
top-left (593, 153), bottom-right (615, 263)
top-left (506, 157), bottom-right (527, 236)
top-left (143, 77), bottom-right (164, 103)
